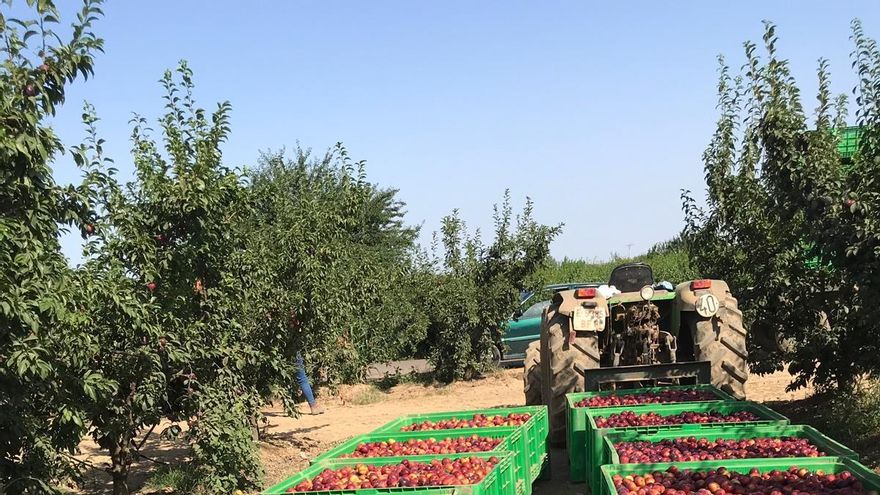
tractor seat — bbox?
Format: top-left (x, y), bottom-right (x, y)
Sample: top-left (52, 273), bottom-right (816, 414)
top-left (608, 263), bottom-right (655, 293)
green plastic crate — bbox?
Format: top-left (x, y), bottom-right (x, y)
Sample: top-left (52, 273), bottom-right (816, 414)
top-left (603, 423), bottom-right (858, 464)
top-left (599, 457), bottom-right (880, 495)
top-left (583, 401), bottom-right (788, 491)
top-left (312, 428), bottom-right (530, 495)
top-left (837, 126), bottom-right (862, 159)
top-left (263, 452), bottom-right (517, 495)
top-left (565, 385), bottom-right (735, 483)
top-left (269, 490), bottom-right (456, 495)
top-left (373, 406), bottom-right (548, 483)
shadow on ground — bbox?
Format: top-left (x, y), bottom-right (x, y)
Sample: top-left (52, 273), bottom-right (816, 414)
top-left (75, 439), bottom-right (190, 494)
top-left (374, 371), bottom-right (438, 391)
top-left (533, 446), bottom-right (586, 495)
top-left (262, 427), bottom-right (328, 446)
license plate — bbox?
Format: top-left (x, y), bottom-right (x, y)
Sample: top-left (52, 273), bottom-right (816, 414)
top-left (572, 306), bottom-right (606, 331)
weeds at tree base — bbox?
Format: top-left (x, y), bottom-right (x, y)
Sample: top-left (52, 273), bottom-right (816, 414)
top-left (145, 465), bottom-right (198, 494)
top-left (349, 386), bottom-right (388, 405)
top-left (374, 369), bottom-right (438, 391)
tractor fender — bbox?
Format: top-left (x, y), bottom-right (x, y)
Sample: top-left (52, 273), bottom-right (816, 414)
top-left (675, 279), bottom-right (731, 312)
top-left (552, 289), bottom-right (609, 319)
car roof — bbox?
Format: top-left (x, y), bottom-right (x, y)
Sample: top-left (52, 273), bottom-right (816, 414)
top-left (543, 282), bottom-right (602, 292)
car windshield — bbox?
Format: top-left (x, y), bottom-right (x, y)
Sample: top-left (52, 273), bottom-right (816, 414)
top-left (526, 283), bottom-right (600, 305)
top-left (521, 300), bottom-right (551, 319)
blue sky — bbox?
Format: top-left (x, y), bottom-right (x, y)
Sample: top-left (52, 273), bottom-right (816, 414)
top-left (48, 1), bottom-right (880, 264)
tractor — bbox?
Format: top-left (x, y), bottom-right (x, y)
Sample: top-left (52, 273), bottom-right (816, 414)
top-left (523, 262), bottom-right (748, 445)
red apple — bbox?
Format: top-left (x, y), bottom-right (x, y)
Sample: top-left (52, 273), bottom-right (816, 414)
top-left (576, 389), bottom-right (720, 408)
top-left (614, 436), bottom-right (825, 464)
top-left (401, 413), bottom-right (531, 431)
top-left (611, 466), bottom-right (871, 495)
top-left (595, 410), bottom-right (759, 428)
top-left (292, 457), bottom-right (500, 492)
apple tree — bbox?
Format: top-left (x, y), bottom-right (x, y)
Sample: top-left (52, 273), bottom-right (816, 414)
top-left (77, 62), bottom-right (302, 494)
top-left (423, 192), bottom-right (561, 382)
top-left (684, 21), bottom-right (880, 391)
top-left (243, 147), bottom-right (424, 385)
top-left (0, 1), bottom-right (110, 492)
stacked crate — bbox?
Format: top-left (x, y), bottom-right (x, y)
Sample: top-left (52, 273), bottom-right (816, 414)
top-left (565, 385), bottom-right (737, 483)
top-left (372, 406), bottom-right (549, 487)
top-left (600, 458), bottom-right (880, 495)
top-left (565, 385), bottom-right (880, 495)
top-left (264, 406), bottom-right (548, 495)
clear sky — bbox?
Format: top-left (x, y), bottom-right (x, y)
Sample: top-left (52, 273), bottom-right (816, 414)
top-left (48, 1), bottom-right (880, 264)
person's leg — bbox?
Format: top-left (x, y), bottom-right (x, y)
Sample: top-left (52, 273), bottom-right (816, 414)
top-left (296, 353), bottom-right (323, 414)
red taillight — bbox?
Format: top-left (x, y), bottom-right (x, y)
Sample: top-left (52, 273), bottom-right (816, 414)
top-left (691, 279), bottom-right (712, 290)
top-left (574, 287), bottom-right (597, 299)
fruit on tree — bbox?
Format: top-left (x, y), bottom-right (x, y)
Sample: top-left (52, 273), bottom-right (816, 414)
top-left (594, 410), bottom-right (759, 428)
top-left (147, 281), bottom-right (157, 292)
top-left (342, 435), bottom-right (503, 458)
top-left (610, 465), bottom-right (875, 495)
top-left (288, 456), bottom-right (501, 492)
top-left (575, 389), bottom-right (719, 408)
top-left (614, 436), bottom-right (825, 463)
top-left (401, 413), bottom-right (531, 431)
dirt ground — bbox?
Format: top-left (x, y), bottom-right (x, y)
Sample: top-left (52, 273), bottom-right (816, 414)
top-left (72, 367), bottom-right (813, 494)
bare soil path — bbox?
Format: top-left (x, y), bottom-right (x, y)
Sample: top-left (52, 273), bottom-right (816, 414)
top-left (74, 368), bottom-right (812, 494)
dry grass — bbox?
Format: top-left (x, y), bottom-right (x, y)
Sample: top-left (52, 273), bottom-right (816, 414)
top-left (348, 385), bottom-right (387, 405)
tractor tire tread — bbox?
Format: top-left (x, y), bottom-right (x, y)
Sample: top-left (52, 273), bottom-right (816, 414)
top-left (523, 341), bottom-right (542, 406)
top-left (540, 307), bottom-right (599, 446)
top-left (690, 294), bottom-right (749, 399)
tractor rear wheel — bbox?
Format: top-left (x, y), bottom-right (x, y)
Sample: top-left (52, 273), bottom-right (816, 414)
top-left (523, 341), bottom-right (542, 406)
top-left (539, 306), bottom-right (600, 446)
top-left (689, 292), bottom-right (748, 398)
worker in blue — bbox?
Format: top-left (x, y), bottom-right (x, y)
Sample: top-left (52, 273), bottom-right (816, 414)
top-left (296, 352), bottom-right (324, 415)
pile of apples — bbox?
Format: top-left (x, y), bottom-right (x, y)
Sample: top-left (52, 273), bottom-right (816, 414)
top-left (342, 435), bottom-right (504, 457)
top-left (614, 436), bottom-right (825, 463)
top-left (594, 410), bottom-right (759, 428)
top-left (575, 389), bottom-right (720, 408)
top-left (401, 413), bottom-right (531, 431)
top-left (289, 457), bottom-right (500, 492)
top-left (610, 466), bottom-right (873, 495)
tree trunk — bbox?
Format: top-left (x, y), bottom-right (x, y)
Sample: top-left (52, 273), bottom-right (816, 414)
top-left (249, 415), bottom-right (261, 442)
top-left (108, 439), bottom-right (131, 495)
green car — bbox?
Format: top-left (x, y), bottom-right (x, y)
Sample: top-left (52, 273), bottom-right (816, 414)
top-left (499, 282), bottom-right (601, 364)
